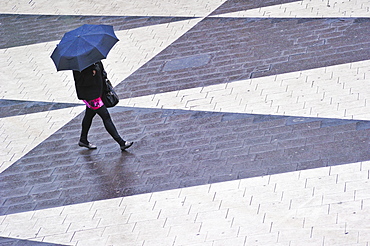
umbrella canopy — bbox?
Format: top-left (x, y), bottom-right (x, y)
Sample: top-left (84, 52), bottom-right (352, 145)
top-left (51, 24), bottom-right (119, 71)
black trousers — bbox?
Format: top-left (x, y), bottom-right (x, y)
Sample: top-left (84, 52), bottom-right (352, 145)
top-left (80, 106), bottom-right (124, 145)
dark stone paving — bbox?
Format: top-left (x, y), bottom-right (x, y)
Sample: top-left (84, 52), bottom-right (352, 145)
top-left (0, 99), bottom-right (81, 118)
top-left (0, 14), bottom-right (194, 49)
top-left (0, 237), bottom-right (65, 246)
top-left (210, 0), bottom-right (300, 16)
top-left (117, 17), bottom-right (370, 98)
top-left (1, 0), bottom-right (370, 229)
top-left (1, 106), bottom-right (370, 215)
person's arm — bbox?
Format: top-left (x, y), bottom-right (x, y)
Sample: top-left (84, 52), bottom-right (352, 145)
top-left (97, 61), bottom-right (108, 80)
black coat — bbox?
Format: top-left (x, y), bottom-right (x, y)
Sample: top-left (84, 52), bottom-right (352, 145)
top-left (73, 62), bottom-right (107, 101)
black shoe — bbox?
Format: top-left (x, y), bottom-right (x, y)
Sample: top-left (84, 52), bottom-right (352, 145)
top-left (120, 141), bottom-right (133, 151)
top-left (78, 141), bottom-right (97, 149)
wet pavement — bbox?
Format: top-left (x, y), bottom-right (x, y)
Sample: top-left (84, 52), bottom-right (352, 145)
top-left (1, 0), bottom-right (370, 245)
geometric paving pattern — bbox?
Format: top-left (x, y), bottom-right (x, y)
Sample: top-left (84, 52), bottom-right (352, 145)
top-left (0, 14), bottom-right (195, 49)
top-left (1, 0), bottom-right (370, 245)
top-left (0, 236), bottom-right (66, 246)
top-left (118, 17), bottom-right (370, 98)
top-left (1, 108), bottom-right (370, 216)
top-left (0, 99), bottom-right (80, 118)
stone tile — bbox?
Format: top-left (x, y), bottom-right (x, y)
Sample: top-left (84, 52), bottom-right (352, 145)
top-left (117, 18), bottom-right (370, 99)
top-left (0, 237), bottom-right (68, 245)
top-left (1, 0), bottom-right (370, 245)
top-left (210, 0), bottom-right (299, 16)
top-left (3, 107), bottom-right (365, 216)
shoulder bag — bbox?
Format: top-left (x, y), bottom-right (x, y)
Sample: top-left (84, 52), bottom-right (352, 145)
top-left (102, 79), bottom-right (119, 108)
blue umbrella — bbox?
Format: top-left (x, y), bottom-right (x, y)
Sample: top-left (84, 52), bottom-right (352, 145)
top-left (51, 24), bottom-right (119, 71)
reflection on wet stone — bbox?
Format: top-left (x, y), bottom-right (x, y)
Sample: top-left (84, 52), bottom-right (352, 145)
top-left (1, 106), bottom-right (370, 215)
top-left (162, 54), bottom-right (212, 72)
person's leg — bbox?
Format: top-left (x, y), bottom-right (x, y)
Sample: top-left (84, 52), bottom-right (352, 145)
top-left (95, 106), bottom-right (133, 150)
top-left (78, 105), bottom-right (133, 150)
top-left (79, 107), bottom-right (96, 145)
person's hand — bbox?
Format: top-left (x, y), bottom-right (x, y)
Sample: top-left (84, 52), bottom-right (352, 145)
top-left (92, 70), bottom-right (96, 76)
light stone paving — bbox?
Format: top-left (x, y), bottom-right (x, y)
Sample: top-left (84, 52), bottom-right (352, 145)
top-left (0, 18), bottom-right (203, 173)
top-left (2, 0), bottom-right (369, 173)
top-left (1, 0), bottom-right (370, 245)
top-left (0, 18), bottom-right (203, 103)
top-left (0, 106), bottom-right (84, 173)
top-left (119, 59), bottom-right (370, 121)
top-left (214, 0), bottom-right (370, 18)
top-left (1, 161), bottom-right (370, 245)
top-left (0, 0), bottom-right (227, 17)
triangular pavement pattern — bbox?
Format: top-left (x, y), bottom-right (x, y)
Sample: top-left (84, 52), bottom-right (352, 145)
top-left (1, 0), bottom-right (370, 245)
top-left (120, 60), bottom-right (370, 121)
top-left (0, 99), bottom-right (81, 118)
top-left (0, 236), bottom-right (68, 246)
top-left (1, 14), bottom-right (197, 49)
top-left (212, 0), bottom-right (370, 18)
top-left (1, 106), bottom-right (370, 214)
top-left (0, 0), bottom-right (227, 17)
top-left (0, 17), bottom-right (204, 173)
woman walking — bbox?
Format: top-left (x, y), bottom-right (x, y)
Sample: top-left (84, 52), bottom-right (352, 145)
top-left (73, 61), bottom-right (133, 151)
